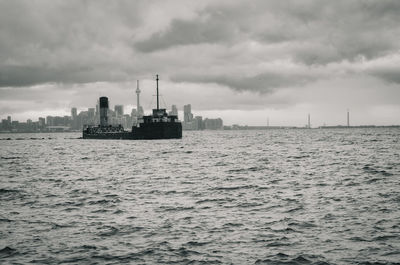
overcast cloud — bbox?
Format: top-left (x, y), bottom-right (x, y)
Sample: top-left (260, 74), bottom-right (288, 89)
top-left (1, 0), bottom-right (400, 125)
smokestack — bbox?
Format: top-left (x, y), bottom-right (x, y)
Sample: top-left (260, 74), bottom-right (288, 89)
top-left (308, 113), bottom-right (311, 128)
top-left (99, 97), bottom-right (109, 127)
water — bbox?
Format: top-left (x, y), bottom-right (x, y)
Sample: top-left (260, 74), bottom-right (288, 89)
top-left (1, 128), bottom-right (399, 264)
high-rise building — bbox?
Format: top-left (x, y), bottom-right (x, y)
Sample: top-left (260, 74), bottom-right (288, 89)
top-left (204, 118), bottom-right (223, 130)
top-left (194, 116), bottom-right (204, 130)
top-left (170, 105), bottom-right (178, 116)
top-left (183, 104), bottom-right (193, 122)
top-left (2, 117), bottom-right (11, 131)
top-left (114, 105), bottom-right (124, 117)
top-left (95, 101), bottom-right (100, 125)
top-left (46, 116), bottom-right (54, 126)
top-left (38, 117), bottom-right (45, 129)
top-left (71, 107), bottom-right (78, 130)
top-left (138, 106), bottom-right (144, 117)
top-left (88, 108), bottom-right (95, 125)
top-left (71, 107), bottom-right (77, 119)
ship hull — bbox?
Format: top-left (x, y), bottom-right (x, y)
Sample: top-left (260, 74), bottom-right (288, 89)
top-left (83, 122), bottom-right (182, 140)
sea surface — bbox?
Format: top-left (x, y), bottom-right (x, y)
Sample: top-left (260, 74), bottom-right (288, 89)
top-left (0, 128), bottom-right (399, 264)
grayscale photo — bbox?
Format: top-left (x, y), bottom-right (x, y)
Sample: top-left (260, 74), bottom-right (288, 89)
top-left (1, 0), bottom-right (399, 264)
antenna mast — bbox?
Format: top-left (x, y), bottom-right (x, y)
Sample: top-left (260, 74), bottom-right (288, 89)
top-left (156, 74), bottom-right (159, 110)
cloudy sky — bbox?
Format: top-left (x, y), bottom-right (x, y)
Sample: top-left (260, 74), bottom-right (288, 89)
top-left (1, 0), bottom-right (400, 126)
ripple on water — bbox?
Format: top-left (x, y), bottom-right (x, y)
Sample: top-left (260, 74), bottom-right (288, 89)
top-left (0, 129), bottom-right (399, 264)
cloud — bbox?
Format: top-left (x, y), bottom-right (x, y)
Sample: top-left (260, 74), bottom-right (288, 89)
top-left (171, 71), bottom-right (317, 93)
top-left (1, 0), bottom-right (400, 124)
top-left (134, 18), bottom-right (235, 53)
top-left (1, 0), bottom-right (400, 88)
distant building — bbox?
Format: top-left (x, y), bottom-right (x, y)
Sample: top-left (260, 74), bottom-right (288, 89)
top-left (114, 105), bottom-right (123, 117)
top-left (204, 118), bottom-right (223, 130)
top-left (71, 107), bottom-right (77, 119)
top-left (183, 104), bottom-right (195, 130)
top-left (46, 116), bottom-right (54, 126)
top-left (138, 106), bottom-right (144, 117)
top-left (77, 111), bottom-right (89, 129)
top-left (1, 117), bottom-right (11, 131)
top-left (183, 104), bottom-right (193, 122)
top-left (11, 121), bottom-right (19, 132)
top-left (38, 117), bottom-right (46, 129)
top-left (71, 107), bottom-right (78, 130)
top-left (88, 108), bottom-right (95, 125)
top-left (181, 104), bottom-right (223, 130)
top-left (170, 105), bottom-right (178, 116)
top-left (123, 114), bottom-right (132, 128)
top-left (194, 116), bottom-right (204, 130)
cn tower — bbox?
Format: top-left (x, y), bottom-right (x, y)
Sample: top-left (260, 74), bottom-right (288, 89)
top-left (136, 80), bottom-right (141, 117)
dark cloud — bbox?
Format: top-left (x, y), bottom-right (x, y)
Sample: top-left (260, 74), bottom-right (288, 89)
top-left (171, 71), bottom-right (316, 93)
top-left (0, 64), bottom-right (130, 87)
top-left (0, 0), bottom-right (143, 86)
top-left (134, 16), bottom-right (239, 52)
top-left (132, 0), bottom-right (400, 70)
top-left (368, 65), bottom-right (400, 84)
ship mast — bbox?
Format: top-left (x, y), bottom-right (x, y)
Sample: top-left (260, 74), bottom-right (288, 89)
top-left (156, 74), bottom-right (159, 110)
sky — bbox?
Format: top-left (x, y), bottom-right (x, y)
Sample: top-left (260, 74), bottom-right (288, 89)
top-left (1, 0), bottom-right (400, 126)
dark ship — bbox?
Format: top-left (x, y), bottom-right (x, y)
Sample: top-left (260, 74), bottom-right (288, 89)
top-left (83, 75), bottom-right (182, 140)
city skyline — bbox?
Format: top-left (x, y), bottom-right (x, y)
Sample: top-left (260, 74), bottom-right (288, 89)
top-left (2, 98), bottom-right (398, 128)
top-left (1, 1), bottom-right (400, 126)
top-left (0, 101), bottom-right (226, 132)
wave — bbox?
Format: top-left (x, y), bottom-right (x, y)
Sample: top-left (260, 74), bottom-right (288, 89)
top-left (0, 246), bottom-right (18, 259)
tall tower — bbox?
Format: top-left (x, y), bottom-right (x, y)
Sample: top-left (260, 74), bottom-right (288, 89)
top-left (136, 80), bottom-right (141, 117)
top-left (347, 109), bottom-right (350, 127)
top-left (308, 114), bottom-right (311, 128)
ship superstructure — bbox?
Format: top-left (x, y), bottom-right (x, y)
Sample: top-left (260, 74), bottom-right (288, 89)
top-left (83, 75), bottom-right (182, 140)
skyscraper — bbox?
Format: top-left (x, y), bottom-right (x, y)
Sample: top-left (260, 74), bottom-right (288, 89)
top-left (114, 105), bottom-right (124, 117)
top-left (88, 108), bottom-right (95, 125)
top-left (170, 105), bottom-right (178, 116)
top-left (71, 107), bottom-right (78, 130)
top-left (183, 104), bottom-right (193, 122)
top-left (71, 107), bottom-right (77, 120)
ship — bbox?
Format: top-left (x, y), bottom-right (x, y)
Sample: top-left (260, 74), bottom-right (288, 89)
top-left (83, 75), bottom-right (182, 140)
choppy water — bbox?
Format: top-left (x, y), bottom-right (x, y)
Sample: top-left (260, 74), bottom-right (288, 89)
top-left (1, 128), bottom-right (399, 264)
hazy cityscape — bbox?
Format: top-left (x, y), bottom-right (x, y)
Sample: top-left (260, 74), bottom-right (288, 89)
top-left (0, 102), bottom-right (224, 133)
top-left (2, 105), bottom-right (399, 133)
